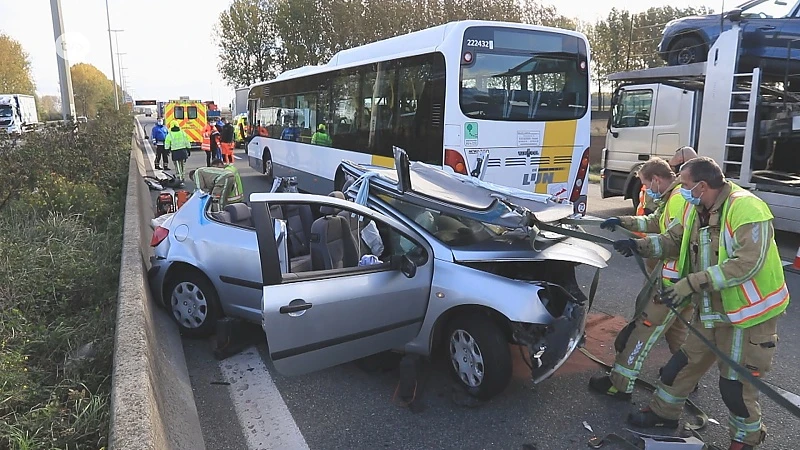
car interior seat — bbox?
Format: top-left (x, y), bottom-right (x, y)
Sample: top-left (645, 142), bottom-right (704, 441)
top-left (284, 203), bottom-right (314, 272)
top-left (224, 203), bottom-right (253, 228)
top-left (310, 200), bottom-right (359, 271)
top-left (328, 190), bottom-right (372, 257)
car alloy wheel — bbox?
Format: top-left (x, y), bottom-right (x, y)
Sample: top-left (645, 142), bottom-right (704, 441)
top-left (171, 281), bottom-right (208, 329)
top-left (450, 329), bottom-right (485, 387)
top-left (445, 315), bottom-right (512, 400)
top-left (677, 48), bottom-right (696, 65)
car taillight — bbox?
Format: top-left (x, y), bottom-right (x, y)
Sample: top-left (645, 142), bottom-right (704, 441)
top-left (150, 226), bottom-right (169, 247)
top-left (570, 148), bottom-right (591, 202)
top-left (444, 149), bottom-right (468, 175)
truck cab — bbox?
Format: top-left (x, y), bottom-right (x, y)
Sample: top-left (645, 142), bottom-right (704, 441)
top-left (601, 81), bottom-right (700, 207)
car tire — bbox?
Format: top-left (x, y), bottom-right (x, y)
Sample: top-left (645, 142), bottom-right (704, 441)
top-left (668, 36), bottom-right (706, 66)
top-left (630, 177), bottom-right (642, 213)
top-left (446, 314), bottom-right (512, 400)
top-left (165, 270), bottom-right (221, 338)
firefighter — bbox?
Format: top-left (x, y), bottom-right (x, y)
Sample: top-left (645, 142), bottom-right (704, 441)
top-left (164, 121), bottom-right (191, 181)
top-left (225, 162), bottom-right (244, 204)
top-left (613, 157), bottom-right (789, 450)
top-left (589, 157), bottom-right (694, 399)
top-left (670, 145), bottom-right (698, 173)
top-left (151, 118), bottom-right (170, 170)
top-left (188, 159), bottom-right (237, 211)
top-left (311, 123), bottom-right (333, 147)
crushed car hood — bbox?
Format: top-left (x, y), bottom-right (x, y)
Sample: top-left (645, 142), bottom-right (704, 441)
top-left (450, 232), bottom-right (611, 268)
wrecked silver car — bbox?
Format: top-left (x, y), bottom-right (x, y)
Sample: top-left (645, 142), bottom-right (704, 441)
top-left (248, 149), bottom-right (611, 399)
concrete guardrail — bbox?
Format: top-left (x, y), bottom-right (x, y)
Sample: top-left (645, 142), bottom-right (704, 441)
top-left (107, 130), bottom-right (205, 450)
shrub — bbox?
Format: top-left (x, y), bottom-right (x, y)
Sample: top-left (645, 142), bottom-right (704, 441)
top-left (0, 109), bottom-right (130, 449)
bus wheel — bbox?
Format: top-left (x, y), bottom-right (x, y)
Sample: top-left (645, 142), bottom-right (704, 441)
top-left (263, 153), bottom-right (274, 185)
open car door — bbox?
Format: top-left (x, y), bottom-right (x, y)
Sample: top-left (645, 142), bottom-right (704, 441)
top-left (250, 192), bottom-right (434, 376)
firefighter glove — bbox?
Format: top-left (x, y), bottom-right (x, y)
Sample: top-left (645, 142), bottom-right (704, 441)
top-left (659, 278), bottom-right (695, 307)
top-left (613, 239), bottom-right (638, 257)
top-left (600, 217), bottom-right (621, 231)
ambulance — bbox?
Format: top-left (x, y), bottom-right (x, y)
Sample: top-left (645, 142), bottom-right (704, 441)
top-left (164, 98), bottom-right (207, 149)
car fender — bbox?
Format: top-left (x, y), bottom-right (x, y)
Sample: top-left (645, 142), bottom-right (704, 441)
top-left (403, 259), bottom-right (572, 355)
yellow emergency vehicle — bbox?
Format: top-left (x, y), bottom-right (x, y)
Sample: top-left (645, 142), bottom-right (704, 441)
top-left (164, 98), bottom-right (207, 149)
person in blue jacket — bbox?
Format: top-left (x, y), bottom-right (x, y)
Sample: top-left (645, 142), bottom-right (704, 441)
top-left (151, 118), bottom-right (170, 170)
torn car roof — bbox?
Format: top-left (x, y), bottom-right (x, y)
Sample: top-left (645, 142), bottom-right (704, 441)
top-left (341, 160), bottom-right (575, 224)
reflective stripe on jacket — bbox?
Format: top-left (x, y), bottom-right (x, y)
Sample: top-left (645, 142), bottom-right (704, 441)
top-left (675, 184), bottom-right (789, 328)
top-left (225, 164), bottom-right (244, 203)
top-left (165, 129), bottom-right (191, 151)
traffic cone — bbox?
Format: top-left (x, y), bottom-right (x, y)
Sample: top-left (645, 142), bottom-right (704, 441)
top-left (790, 245), bottom-right (800, 273)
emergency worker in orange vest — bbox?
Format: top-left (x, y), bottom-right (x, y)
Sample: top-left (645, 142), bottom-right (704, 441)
top-left (201, 121), bottom-right (213, 167)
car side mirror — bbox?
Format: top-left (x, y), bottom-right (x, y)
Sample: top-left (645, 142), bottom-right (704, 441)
top-left (727, 8), bottom-right (742, 22)
top-left (400, 254), bottom-right (417, 278)
top-left (144, 135), bottom-right (149, 139)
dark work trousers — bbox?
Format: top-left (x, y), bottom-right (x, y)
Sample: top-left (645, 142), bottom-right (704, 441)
top-left (155, 144), bottom-right (169, 167)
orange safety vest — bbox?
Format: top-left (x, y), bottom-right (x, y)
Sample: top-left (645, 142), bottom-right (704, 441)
top-left (258, 125), bottom-right (269, 137)
top-left (634, 185), bottom-right (648, 237)
top-left (201, 126), bottom-right (211, 152)
top-left (636, 185), bottom-right (647, 215)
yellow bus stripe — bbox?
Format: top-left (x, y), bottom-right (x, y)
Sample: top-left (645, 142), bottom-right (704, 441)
top-left (536, 120), bottom-right (578, 193)
top-left (371, 155), bottom-right (394, 168)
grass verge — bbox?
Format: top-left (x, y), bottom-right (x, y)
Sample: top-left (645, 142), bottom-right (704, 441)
top-left (0, 110), bottom-right (131, 449)
top-left (589, 163), bottom-right (602, 184)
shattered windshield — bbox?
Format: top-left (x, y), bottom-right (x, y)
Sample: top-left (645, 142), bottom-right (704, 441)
top-left (379, 194), bottom-right (526, 247)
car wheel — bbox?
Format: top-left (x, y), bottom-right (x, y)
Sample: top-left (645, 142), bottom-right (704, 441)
top-left (630, 177), bottom-right (642, 213)
top-left (668, 36), bottom-right (706, 66)
top-left (446, 315), bottom-right (512, 400)
top-left (263, 153), bottom-right (274, 185)
top-left (165, 270), bottom-right (221, 338)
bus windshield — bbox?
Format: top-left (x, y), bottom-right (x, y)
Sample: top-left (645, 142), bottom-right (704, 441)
top-left (460, 27), bottom-right (588, 121)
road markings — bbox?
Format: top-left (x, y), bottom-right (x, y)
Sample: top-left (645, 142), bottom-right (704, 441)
top-left (219, 347), bottom-right (309, 450)
top-left (134, 118), bottom-right (156, 170)
top-left (234, 154), bottom-right (242, 160)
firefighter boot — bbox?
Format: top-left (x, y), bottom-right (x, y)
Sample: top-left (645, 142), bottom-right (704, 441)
top-left (627, 407), bottom-right (679, 429)
top-left (588, 374), bottom-right (632, 401)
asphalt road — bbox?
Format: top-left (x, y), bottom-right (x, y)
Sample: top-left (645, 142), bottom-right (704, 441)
top-left (136, 117), bottom-right (800, 450)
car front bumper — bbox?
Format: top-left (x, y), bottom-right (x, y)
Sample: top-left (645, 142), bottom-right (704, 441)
top-left (512, 285), bottom-right (588, 383)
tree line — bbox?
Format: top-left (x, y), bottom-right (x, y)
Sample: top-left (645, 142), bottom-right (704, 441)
top-left (216, 0), bottom-right (713, 97)
top-left (0, 33), bottom-right (127, 121)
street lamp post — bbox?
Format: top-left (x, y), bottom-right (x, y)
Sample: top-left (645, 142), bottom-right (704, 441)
top-left (110, 30), bottom-right (124, 102)
top-left (49, 0), bottom-right (76, 121)
top-left (105, 0), bottom-right (119, 110)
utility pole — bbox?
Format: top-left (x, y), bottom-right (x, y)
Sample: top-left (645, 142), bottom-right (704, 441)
top-left (49, 0), bottom-right (76, 121)
top-left (111, 30), bottom-right (124, 102)
top-left (105, 0), bottom-right (119, 110)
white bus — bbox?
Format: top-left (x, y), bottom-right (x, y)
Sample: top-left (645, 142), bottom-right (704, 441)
top-left (247, 20), bottom-right (592, 211)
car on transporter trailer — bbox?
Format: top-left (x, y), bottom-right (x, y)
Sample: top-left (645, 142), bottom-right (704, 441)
top-left (148, 149), bottom-right (610, 399)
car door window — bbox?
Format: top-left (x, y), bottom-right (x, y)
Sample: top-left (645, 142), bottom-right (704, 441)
top-left (269, 202), bottom-right (428, 278)
top-left (611, 89), bottom-right (653, 128)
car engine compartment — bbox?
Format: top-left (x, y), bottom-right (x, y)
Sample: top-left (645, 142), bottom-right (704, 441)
top-left (460, 260), bottom-right (590, 382)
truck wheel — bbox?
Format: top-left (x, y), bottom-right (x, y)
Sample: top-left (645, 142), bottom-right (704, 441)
top-left (446, 315), bottom-right (512, 400)
top-left (630, 178), bottom-right (642, 213)
top-left (668, 36), bottom-right (706, 66)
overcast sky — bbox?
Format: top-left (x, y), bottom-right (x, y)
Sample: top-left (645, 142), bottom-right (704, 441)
top-left (0, 0), bottom-right (715, 105)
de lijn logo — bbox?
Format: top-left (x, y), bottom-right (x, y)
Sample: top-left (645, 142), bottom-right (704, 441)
top-left (55, 32), bottom-right (92, 62)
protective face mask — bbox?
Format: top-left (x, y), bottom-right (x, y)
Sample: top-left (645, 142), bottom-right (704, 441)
top-left (645, 188), bottom-right (661, 199)
top-left (680, 185), bottom-right (702, 205)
